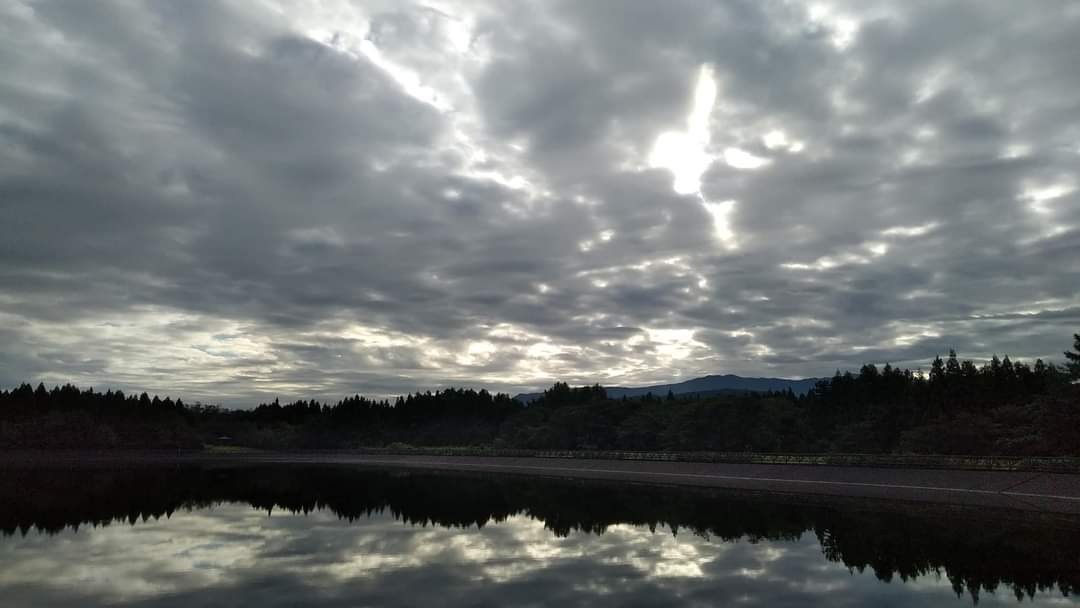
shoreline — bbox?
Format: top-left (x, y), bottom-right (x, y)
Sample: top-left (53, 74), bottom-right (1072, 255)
top-left (6, 447), bottom-right (1080, 472)
top-left (5, 450), bottom-right (1080, 515)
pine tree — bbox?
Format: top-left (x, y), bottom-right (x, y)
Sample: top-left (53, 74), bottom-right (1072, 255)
top-left (929, 356), bottom-right (945, 385)
top-left (1066, 333), bottom-right (1080, 380)
top-left (945, 350), bottom-right (961, 378)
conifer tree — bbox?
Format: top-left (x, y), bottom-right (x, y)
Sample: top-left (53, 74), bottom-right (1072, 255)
top-left (1066, 333), bottom-right (1080, 380)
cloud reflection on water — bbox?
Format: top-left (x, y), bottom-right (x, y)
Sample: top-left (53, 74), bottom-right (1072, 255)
top-left (2, 500), bottom-right (1074, 608)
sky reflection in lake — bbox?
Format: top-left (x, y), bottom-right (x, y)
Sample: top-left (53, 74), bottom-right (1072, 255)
top-left (0, 465), bottom-right (1077, 607)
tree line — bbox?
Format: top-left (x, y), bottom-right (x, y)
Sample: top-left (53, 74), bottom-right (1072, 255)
top-left (1, 335), bottom-right (1078, 454)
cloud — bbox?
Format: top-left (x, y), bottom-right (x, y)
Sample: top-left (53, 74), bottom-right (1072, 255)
top-left (1, 0), bottom-right (1079, 404)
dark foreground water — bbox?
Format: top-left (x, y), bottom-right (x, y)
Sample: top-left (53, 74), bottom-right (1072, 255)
top-left (1, 464), bottom-right (1078, 607)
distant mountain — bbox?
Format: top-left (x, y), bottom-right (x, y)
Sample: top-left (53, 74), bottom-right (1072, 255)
top-left (514, 374), bottom-right (822, 403)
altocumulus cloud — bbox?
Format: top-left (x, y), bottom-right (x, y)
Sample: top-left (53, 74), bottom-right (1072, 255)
top-left (1, 0), bottom-right (1078, 405)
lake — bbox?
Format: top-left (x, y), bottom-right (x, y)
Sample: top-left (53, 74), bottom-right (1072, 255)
top-left (1, 463), bottom-right (1077, 606)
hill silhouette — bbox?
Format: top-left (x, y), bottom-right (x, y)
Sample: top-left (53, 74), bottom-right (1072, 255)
top-left (514, 374), bottom-right (822, 403)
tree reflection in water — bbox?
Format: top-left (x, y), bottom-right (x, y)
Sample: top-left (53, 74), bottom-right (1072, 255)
top-left (1, 464), bottom-right (1077, 605)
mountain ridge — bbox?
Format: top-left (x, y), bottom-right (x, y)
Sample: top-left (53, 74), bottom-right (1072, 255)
top-left (513, 373), bottom-right (822, 403)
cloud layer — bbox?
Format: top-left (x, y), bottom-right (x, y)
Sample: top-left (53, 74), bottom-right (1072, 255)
top-left (2, 1), bottom-right (1078, 404)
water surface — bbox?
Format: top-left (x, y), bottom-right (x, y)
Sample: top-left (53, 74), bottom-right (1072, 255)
top-left (1, 464), bottom-right (1077, 606)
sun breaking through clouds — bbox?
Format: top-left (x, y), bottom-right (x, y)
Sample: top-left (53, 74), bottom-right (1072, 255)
top-left (649, 64), bottom-right (719, 196)
top-left (1, 0), bottom-right (1079, 405)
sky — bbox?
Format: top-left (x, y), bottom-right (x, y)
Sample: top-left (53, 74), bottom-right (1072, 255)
top-left (1, 0), bottom-right (1079, 406)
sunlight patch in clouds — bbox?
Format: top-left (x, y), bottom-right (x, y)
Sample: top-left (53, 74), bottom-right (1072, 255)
top-left (702, 200), bottom-right (738, 249)
top-left (649, 65), bottom-right (718, 195)
top-left (762, 129), bottom-right (804, 153)
top-left (644, 328), bottom-right (704, 362)
top-left (808, 3), bottom-right (860, 50)
top-left (648, 65), bottom-right (745, 250)
top-left (1021, 180), bottom-right (1076, 215)
top-left (335, 34), bottom-right (453, 112)
top-left (650, 132), bottom-right (712, 195)
top-left (881, 222), bottom-right (939, 238)
top-left (780, 241), bottom-right (889, 272)
top-left (722, 147), bottom-right (771, 170)
top-left (457, 340), bottom-right (497, 366)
